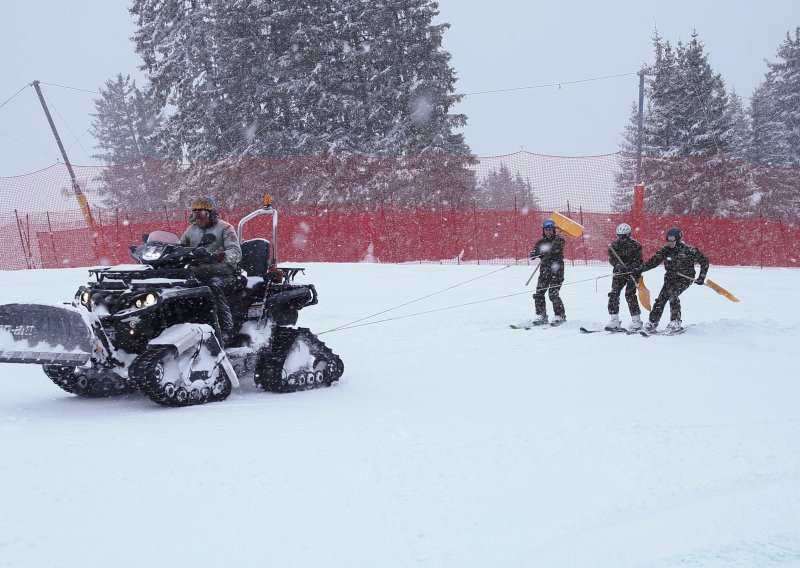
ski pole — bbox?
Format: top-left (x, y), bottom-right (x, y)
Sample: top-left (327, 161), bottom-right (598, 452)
top-left (525, 262), bottom-right (540, 286)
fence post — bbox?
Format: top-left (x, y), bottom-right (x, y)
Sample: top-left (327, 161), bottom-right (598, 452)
top-left (579, 206), bottom-right (588, 265)
top-left (759, 201), bottom-right (764, 269)
top-left (451, 201), bottom-right (459, 265)
top-left (566, 200), bottom-right (574, 267)
top-left (415, 204), bottom-right (422, 264)
top-left (513, 195), bottom-right (519, 263)
top-left (14, 210), bottom-right (33, 269)
top-left (46, 211), bottom-right (58, 268)
top-left (472, 203), bottom-right (480, 265)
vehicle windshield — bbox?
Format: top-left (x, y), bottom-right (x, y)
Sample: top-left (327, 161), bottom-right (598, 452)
top-left (146, 231), bottom-right (181, 245)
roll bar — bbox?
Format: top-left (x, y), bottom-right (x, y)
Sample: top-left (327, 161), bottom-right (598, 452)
top-left (237, 198), bottom-right (278, 265)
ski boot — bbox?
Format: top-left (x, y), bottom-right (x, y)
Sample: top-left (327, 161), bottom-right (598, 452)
top-left (628, 315), bottom-right (643, 331)
top-left (643, 321), bottom-right (658, 333)
top-left (532, 314), bottom-right (549, 326)
top-left (604, 314), bottom-right (621, 331)
top-left (550, 315), bottom-right (566, 327)
top-left (665, 320), bottom-right (683, 334)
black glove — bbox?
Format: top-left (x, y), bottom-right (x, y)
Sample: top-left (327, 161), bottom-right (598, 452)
top-left (193, 247), bottom-right (212, 262)
top-left (695, 276), bottom-right (705, 285)
top-left (530, 251), bottom-right (541, 260)
top-left (631, 268), bottom-right (642, 280)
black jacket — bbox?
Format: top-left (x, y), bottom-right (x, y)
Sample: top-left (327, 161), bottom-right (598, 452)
top-left (531, 235), bottom-right (565, 276)
top-left (608, 237), bottom-right (643, 274)
top-left (642, 241), bottom-right (709, 280)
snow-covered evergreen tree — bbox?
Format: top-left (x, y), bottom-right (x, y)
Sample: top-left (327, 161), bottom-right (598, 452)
top-left (128, 0), bottom-right (475, 207)
top-left (723, 90), bottom-right (749, 161)
top-left (615, 30), bottom-right (752, 217)
top-left (91, 74), bottom-right (181, 210)
top-left (477, 164), bottom-right (538, 210)
top-left (748, 27), bottom-right (800, 218)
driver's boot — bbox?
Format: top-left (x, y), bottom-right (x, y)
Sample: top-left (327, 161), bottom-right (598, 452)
top-left (216, 298), bottom-right (235, 347)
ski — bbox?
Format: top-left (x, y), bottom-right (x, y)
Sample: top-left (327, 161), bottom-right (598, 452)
top-left (579, 326), bottom-right (635, 335)
top-left (510, 323), bottom-right (551, 330)
top-left (639, 324), bottom-right (695, 337)
top-left (511, 320), bottom-right (566, 330)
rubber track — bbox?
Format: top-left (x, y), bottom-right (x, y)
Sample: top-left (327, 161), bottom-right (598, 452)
top-left (129, 345), bottom-right (231, 407)
top-left (254, 327), bottom-right (343, 393)
top-left (43, 364), bottom-right (134, 398)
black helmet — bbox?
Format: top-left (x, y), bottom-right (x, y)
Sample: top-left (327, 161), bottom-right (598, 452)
top-left (666, 227), bottom-right (683, 243)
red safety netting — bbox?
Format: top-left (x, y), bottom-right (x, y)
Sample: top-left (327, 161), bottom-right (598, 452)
top-left (0, 152), bottom-right (797, 270)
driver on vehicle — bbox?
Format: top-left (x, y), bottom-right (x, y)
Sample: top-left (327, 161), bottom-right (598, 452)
top-left (180, 196), bottom-right (242, 341)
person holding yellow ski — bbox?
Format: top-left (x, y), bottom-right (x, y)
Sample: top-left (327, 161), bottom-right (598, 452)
top-left (529, 220), bottom-right (567, 326)
top-left (636, 227), bottom-right (709, 333)
top-left (606, 223), bottom-right (643, 331)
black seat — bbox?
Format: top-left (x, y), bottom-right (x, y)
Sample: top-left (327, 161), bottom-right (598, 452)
top-left (240, 238), bottom-right (271, 277)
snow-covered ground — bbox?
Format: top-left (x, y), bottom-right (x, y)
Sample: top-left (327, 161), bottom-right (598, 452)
top-left (1, 262), bottom-right (799, 567)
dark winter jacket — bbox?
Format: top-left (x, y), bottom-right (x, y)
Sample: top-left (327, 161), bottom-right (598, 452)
top-left (180, 219), bottom-right (242, 278)
top-left (641, 241), bottom-right (709, 281)
top-left (531, 235), bottom-right (565, 276)
top-left (608, 237), bottom-right (643, 274)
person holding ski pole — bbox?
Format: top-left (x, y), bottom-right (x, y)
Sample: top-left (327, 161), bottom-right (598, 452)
top-left (528, 219), bottom-right (567, 326)
top-left (634, 227), bottom-right (709, 333)
top-left (606, 223), bottom-right (643, 331)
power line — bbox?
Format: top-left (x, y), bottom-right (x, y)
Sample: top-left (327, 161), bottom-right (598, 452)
top-left (0, 84), bottom-right (30, 111)
top-left (557, 84), bottom-right (621, 147)
top-left (39, 81), bottom-right (100, 95)
top-left (41, 88), bottom-right (93, 162)
top-left (460, 72), bottom-right (639, 96)
top-left (0, 130), bottom-right (60, 161)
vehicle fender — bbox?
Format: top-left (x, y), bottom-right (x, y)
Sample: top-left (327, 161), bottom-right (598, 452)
top-left (149, 323), bottom-right (239, 387)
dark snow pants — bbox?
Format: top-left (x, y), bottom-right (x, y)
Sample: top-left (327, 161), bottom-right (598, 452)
top-left (649, 276), bottom-right (692, 324)
top-left (534, 271), bottom-right (565, 319)
top-left (205, 275), bottom-right (239, 333)
top-left (608, 273), bottom-right (641, 316)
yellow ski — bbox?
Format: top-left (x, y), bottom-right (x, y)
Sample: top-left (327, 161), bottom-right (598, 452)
top-left (704, 278), bottom-right (740, 302)
top-left (677, 272), bottom-right (740, 302)
top-left (549, 212), bottom-right (584, 238)
top-left (637, 276), bottom-right (652, 311)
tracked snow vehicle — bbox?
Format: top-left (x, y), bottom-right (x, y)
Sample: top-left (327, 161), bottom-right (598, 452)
top-left (0, 197), bottom-right (343, 406)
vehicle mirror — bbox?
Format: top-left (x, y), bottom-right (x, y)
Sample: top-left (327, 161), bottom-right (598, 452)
top-left (142, 233), bottom-right (149, 243)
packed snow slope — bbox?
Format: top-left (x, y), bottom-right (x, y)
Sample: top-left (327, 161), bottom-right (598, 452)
top-left (1, 263), bottom-right (799, 567)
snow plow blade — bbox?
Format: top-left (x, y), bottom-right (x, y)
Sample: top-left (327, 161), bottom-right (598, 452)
top-left (0, 304), bottom-right (94, 365)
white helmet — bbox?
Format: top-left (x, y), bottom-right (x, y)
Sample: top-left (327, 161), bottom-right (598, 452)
top-left (616, 223), bottom-right (632, 236)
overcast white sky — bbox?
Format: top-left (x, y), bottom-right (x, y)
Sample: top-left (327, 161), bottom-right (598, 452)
top-left (1, 1), bottom-right (797, 176)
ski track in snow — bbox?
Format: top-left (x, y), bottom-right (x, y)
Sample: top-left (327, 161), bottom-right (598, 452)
top-left (1, 263), bottom-right (799, 567)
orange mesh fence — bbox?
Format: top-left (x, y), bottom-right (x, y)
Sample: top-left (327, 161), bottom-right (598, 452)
top-left (0, 153), bottom-right (797, 270)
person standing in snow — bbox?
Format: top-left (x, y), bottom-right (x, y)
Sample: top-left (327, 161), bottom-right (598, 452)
top-left (180, 196), bottom-right (242, 342)
top-left (606, 223), bottom-right (643, 331)
top-left (636, 227), bottom-right (709, 333)
top-left (527, 219), bottom-right (567, 326)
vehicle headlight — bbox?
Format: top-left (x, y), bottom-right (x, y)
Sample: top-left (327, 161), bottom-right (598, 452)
top-left (134, 293), bottom-right (158, 309)
top-left (141, 246), bottom-right (162, 261)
